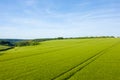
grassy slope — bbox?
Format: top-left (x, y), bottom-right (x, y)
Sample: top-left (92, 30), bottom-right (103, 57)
top-left (0, 38), bottom-right (120, 80)
top-left (0, 45), bottom-right (10, 56)
top-left (0, 45), bottom-right (10, 51)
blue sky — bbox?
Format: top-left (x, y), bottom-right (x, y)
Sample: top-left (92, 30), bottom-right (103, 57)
top-left (0, 0), bottom-right (120, 39)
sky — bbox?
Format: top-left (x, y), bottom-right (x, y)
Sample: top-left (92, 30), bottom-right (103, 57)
top-left (0, 0), bottom-right (120, 39)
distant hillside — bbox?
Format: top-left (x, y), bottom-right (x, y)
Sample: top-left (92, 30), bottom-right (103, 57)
top-left (0, 39), bottom-right (27, 43)
top-left (0, 36), bottom-right (116, 47)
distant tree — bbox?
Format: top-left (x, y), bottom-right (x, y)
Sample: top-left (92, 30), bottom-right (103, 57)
top-left (15, 40), bottom-right (39, 47)
top-left (29, 41), bottom-right (39, 45)
top-left (57, 37), bottom-right (64, 39)
top-left (0, 40), bottom-right (13, 46)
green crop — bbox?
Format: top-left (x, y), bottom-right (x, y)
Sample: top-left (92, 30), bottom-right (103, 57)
top-left (0, 38), bottom-right (120, 80)
top-left (69, 39), bottom-right (120, 80)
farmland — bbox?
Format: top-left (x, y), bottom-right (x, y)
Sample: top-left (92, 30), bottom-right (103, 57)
top-left (0, 38), bottom-right (120, 80)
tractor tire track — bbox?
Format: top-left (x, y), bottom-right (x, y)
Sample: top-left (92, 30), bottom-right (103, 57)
top-left (52, 41), bottom-right (120, 80)
top-left (7, 52), bottom-right (77, 80)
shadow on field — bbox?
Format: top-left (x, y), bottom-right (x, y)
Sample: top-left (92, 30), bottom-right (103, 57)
top-left (0, 47), bottom-right (14, 56)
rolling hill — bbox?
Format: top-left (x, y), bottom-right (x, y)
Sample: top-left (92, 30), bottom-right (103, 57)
top-left (0, 38), bottom-right (120, 80)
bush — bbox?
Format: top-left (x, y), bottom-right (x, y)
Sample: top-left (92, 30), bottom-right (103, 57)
top-left (15, 41), bottom-right (39, 47)
top-left (57, 37), bottom-right (64, 39)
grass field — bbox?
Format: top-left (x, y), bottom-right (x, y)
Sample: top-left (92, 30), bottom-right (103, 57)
top-left (0, 38), bottom-right (120, 80)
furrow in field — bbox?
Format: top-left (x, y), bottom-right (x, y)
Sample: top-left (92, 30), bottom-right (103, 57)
top-left (68, 41), bottom-right (120, 80)
top-left (52, 41), bottom-right (120, 80)
top-left (0, 41), bottom-right (90, 62)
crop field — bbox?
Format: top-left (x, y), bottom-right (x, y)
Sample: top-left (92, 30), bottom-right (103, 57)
top-left (0, 38), bottom-right (120, 80)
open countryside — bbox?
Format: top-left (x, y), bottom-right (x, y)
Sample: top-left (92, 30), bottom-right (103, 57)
top-left (0, 0), bottom-right (120, 80)
top-left (0, 38), bottom-right (120, 80)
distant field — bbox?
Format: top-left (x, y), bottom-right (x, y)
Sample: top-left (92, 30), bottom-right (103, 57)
top-left (0, 38), bottom-right (120, 80)
top-left (0, 45), bottom-right (10, 51)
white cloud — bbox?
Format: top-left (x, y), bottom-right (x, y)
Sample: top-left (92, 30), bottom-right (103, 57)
top-left (0, 0), bottom-right (120, 38)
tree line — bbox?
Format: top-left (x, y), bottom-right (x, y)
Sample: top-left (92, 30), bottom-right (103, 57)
top-left (0, 40), bottom-right (14, 46)
top-left (0, 36), bottom-right (117, 47)
top-left (15, 40), bottom-right (39, 47)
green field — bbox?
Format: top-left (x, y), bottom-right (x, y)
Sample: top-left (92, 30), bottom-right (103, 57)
top-left (0, 38), bottom-right (120, 80)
